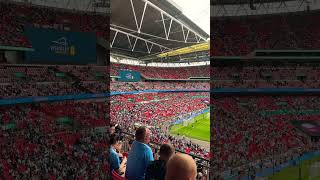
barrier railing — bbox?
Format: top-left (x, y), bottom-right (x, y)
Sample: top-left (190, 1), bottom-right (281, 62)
top-left (121, 132), bottom-right (210, 180)
top-left (220, 150), bottom-right (320, 180)
top-left (0, 89), bottom-right (209, 106)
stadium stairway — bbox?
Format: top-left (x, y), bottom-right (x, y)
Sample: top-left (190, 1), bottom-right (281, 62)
top-left (50, 66), bottom-right (92, 93)
top-left (129, 83), bottom-right (139, 91)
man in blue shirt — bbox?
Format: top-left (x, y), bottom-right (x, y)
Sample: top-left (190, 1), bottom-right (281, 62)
top-left (109, 134), bottom-right (127, 175)
top-left (126, 126), bottom-right (154, 180)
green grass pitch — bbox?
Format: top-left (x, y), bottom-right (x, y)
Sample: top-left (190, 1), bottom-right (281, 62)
top-left (169, 112), bottom-right (210, 142)
top-left (267, 155), bottom-right (320, 180)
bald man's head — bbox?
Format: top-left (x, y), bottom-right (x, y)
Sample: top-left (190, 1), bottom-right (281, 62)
top-left (165, 153), bottom-right (197, 180)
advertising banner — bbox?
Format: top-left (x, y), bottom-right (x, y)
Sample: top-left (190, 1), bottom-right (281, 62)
top-left (25, 27), bottom-right (96, 64)
top-left (118, 70), bottom-right (141, 82)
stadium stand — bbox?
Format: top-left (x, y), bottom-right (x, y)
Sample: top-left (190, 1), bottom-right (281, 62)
top-left (0, 101), bottom-right (109, 179)
top-left (111, 92), bottom-right (210, 158)
top-left (211, 11), bottom-right (320, 56)
top-left (0, 0), bottom-right (111, 179)
top-left (212, 95), bottom-right (320, 179)
top-left (212, 57), bottom-right (320, 179)
top-left (0, 1), bottom-right (108, 48)
top-left (0, 64), bottom-right (210, 99)
top-left (111, 63), bottom-right (210, 79)
top-left (212, 63), bottom-right (320, 88)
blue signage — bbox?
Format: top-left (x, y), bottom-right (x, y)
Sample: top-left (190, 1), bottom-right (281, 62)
top-left (118, 70), bottom-right (141, 82)
top-left (25, 27), bottom-right (97, 64)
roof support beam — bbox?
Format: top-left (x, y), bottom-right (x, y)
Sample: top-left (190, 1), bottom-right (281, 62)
top-left (112, 24), bottom-right (200, 44)
top-left (161, 12), bottom-right (169, 40)
top-left (138, 1), bottom-right (148, 33)
top-left (145, 41), bottom-right (153, 53)
top-left (130, 0), bottom-right (148, 33)
top-left (111, 31), bottom-right (118, 48)
top-left (111, 27), bottom-right (171, 53)
top-left (139, 0), bottom-right (206, 41)
top-left (132, 38), bottom-right (138, 51)
top-left (127, 34), bottom-right (132, 48)
top-left (167, 18), bottom-right (173, 39)
top-left (160, 12), bottom-right (173, 40)
top-left (130, 0), bottom-right (140, 32)
top-left (185, 30), bottom-right (190, 43)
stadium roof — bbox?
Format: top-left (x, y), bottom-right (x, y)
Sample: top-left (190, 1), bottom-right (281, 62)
top-left (211, 0), bottom-right (296, 5)
top-left (211, 0), bottom-right (314, 17)
top-left (111, 0), bottom-right (210, 59)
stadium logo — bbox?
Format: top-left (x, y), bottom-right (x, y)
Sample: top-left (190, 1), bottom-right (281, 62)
top-left (50, 37), bottom-right (76, 56)
top-left (125, 73), bottom-right (134, 80)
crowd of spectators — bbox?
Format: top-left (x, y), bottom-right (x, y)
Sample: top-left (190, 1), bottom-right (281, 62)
top-left (111, 63), bottom-right (210, 79)
top-left (111, 92), bottom-right (210, 159)
top-left (0, 82), bottom-right (85, 99)
top-left (0, 64), bottom-right (209, 98)
top-left (211, 96), bottom-right (320, 179)
top-left (212, 64), bottom-right (320, 88)
top-left (110, 82), bottom-right (209, 92)
top-left (0, 101), bottom-right (110, 179)
top-left (110, 126), bottom-right (205, 180)
top-left (211, 11), bottom-right (320, 56)
top-left (57, 66), bottom-right (108, 82)
top-left (0, 1), bottom-right (108, 48)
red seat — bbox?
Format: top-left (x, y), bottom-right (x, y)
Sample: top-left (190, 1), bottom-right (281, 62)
top-left (111, 170), bottom-right (124, 180)
top-left (122, 152), bottom-right (128, 158)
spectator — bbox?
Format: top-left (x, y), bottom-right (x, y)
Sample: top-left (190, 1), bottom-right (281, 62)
top-left (109, 123), bottom-right (116, 135)
top-left (145, 143), bottom-right (175, 180)
top-left (109, 134), bottom-right (127, 176)
top-left (126, 126), bottom-right (154, 180)
top-left (165, 153), bottom-right (197, 180)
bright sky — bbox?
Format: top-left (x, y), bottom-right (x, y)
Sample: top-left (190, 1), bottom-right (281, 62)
top-left (171, 0), bottom-right (210, 35)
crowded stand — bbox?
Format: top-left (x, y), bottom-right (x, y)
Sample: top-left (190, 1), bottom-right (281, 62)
top-left (0, 1), bottom-right (108, 48)
top-left (0, 64), bottom-right (209, 99)
top-left (0, 66), bottom-right (59, 83)
top-left (110, 82), bottom-right (209, 92)
top-left (212, 64), bottom-right (320, 88)
top-left (212, 95), bottom-right (320, 179)
top-left (110, 92), bottom-right (210, 159)
top-left (57, 66), bottom-right (108, 81)
top-left (211, 11), bottom-right (320, 56)
top-left (0, 101), bottom-right (109, 179)
top-left (0, 65), bottom-right (91, 99)
top-left (111, 63), bottom-right (210, 79)
top-left (0, 82), bottom-right (85, 99)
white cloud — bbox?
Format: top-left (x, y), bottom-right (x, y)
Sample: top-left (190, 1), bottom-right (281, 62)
top-left (171, 0), bottom-right (210, 35)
